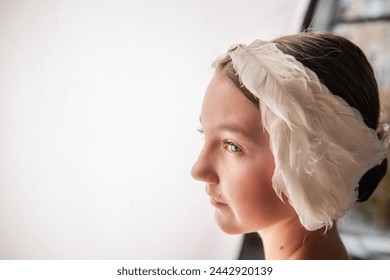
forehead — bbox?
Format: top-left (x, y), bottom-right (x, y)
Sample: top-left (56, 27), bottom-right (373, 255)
top-left (201, 72), bottom-right (263, 137)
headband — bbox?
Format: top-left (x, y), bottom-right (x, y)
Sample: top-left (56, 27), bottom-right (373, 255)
top-left (228, 39), bottom-right (388, 231)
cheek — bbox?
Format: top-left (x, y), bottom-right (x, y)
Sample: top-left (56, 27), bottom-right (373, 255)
top-left (225, 153), bottom-right (290, 229)
top-left (232, 161), bottom-right (277, 211)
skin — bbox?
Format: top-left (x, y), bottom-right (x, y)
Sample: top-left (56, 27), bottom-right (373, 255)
top-left (191, 72), bottom-right (350, 260)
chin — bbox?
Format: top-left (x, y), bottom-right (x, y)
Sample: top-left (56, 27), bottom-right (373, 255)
top-left (219, 227), bottom-right (244, 235)
top-left (215, 217), bottom-right (246, 235)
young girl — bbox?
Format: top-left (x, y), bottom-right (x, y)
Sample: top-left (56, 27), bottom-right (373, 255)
top-left (191, 32), bottom-right (389, 260)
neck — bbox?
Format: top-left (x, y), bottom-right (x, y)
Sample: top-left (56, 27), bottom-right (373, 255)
top-left (258, 216), bottom-right (350, 260)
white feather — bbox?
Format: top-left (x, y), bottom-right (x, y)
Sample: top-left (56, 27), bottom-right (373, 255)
top-left (229, 40), bottom-right (386, 231)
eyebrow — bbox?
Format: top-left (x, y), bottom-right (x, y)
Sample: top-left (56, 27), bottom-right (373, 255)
top-left (216, 123), bottom-right (254, 139)
top-left (199, 116), bottom-right (254, 139)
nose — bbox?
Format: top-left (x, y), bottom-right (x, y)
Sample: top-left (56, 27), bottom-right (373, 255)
top-left (191, 147), bottom-right (219, 185)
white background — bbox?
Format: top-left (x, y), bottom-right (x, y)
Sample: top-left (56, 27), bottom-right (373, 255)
top-left (0, 0), bottom-right (308, 259)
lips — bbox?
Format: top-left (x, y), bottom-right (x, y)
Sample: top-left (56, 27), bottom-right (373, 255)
top-left (210, 197), bottom-right (226, 207)
top-left (205, 185), bottom-right (226, 206)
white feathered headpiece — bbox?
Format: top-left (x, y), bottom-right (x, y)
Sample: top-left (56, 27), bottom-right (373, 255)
top-left (228, 39), bottom-right (387, 231)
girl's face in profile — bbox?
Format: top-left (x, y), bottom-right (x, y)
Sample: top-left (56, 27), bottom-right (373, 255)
top-left (192, 72), bottom-right (296, 234)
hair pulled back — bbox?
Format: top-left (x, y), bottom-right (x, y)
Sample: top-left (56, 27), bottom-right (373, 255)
top-left (214, 32), bottom-right (387, 201)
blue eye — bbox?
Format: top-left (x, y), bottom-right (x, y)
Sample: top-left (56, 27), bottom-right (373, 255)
top-left (223, 139), bottom-right (242, 153)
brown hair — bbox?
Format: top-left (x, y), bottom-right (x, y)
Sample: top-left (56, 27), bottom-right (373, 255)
top-left (214, 32), bottom-right (387, 202)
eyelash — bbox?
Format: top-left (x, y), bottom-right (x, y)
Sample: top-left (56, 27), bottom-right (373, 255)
top-left (196, 128), bottom-right (243, 154)
top-left (222, 139), bottom-right (243, 153)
